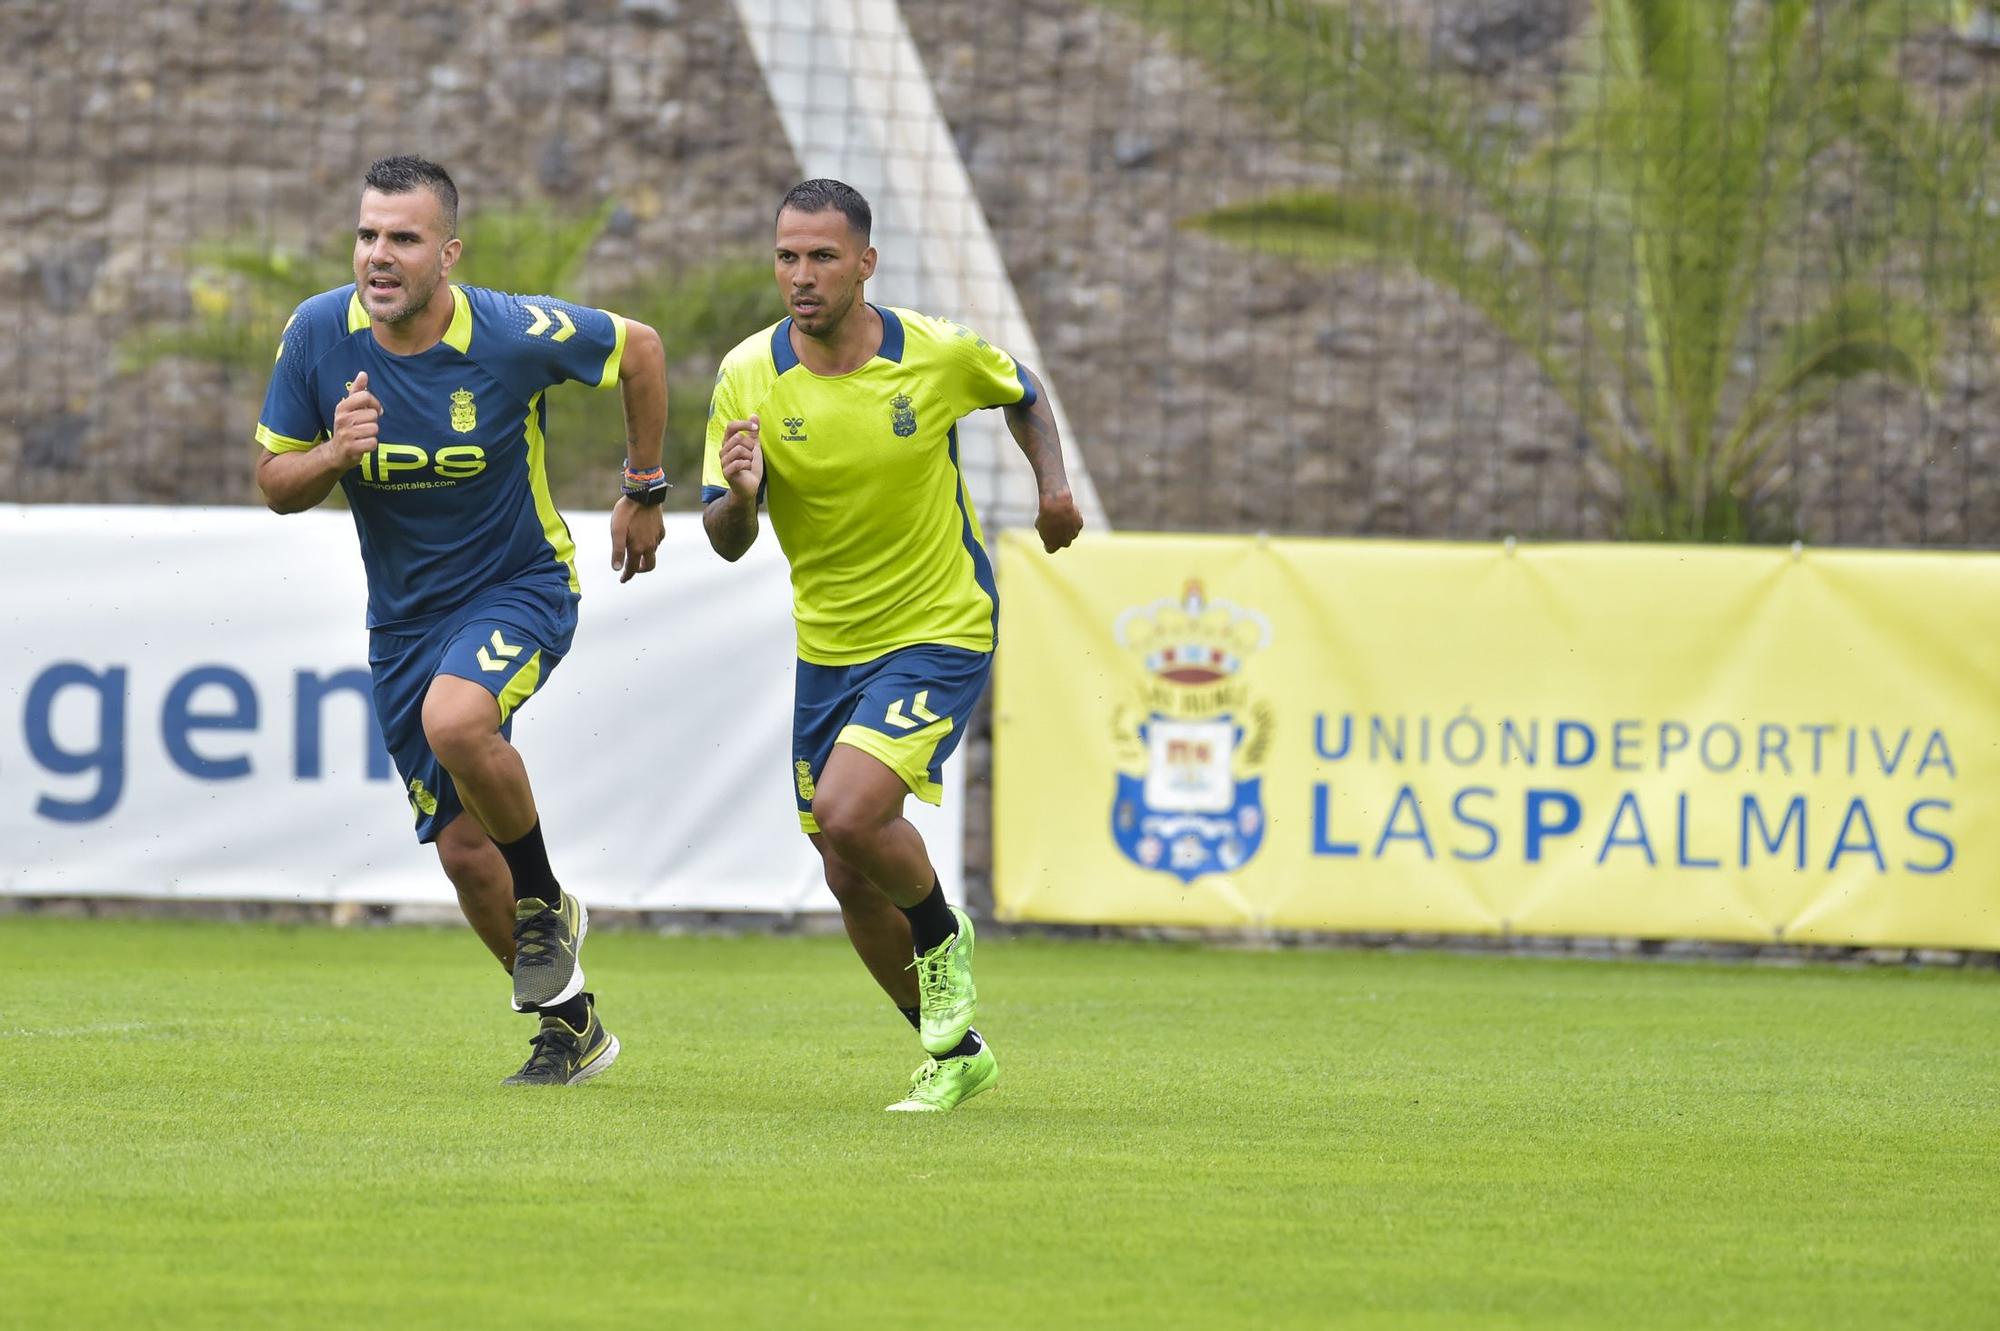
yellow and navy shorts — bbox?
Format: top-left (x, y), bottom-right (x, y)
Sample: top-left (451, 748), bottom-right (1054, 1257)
top-left (367, 576), bottom-right (578, 843)
top-left (792, 643), bottom-right (992, 833)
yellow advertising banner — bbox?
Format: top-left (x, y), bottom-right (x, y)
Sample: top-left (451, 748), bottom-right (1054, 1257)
top-left (992, 532), bottom-right (2000, 949)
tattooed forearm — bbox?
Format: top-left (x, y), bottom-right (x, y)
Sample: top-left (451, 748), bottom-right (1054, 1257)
top-left (1005, 369), bottom-right (1069, 497)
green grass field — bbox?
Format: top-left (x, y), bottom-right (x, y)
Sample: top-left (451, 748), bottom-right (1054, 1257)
top-left (4, 917), bottom-right (1996, 1329)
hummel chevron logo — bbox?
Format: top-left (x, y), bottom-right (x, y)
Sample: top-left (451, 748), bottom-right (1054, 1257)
top-left (521, 303), bottom-right (576, 343)
top-left (476, 630), bottom-right (525, 673)
top-left (884, 691), bottom-right (942, 731)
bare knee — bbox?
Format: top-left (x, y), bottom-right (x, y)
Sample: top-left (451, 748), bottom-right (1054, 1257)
top-left (811, 788), bottom-right (887, 863)
top-left (422, 680), bottom-right (499, 772)
top-left (434, 814), bottom-right (497, 888)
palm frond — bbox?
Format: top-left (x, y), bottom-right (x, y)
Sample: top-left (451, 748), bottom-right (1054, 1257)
top-left (1190, 190), bottom-right (1640, 468)
top-left (1722, 284), bottom-right (1939, 476)
top-left (453, 201), bottom-right (614, 295)
top-left (1099, 0), bottom-right (1954, 541)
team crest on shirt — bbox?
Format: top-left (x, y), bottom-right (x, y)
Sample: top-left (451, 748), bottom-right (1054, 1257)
top-left (449, 387), bottom-right (477, 434)
top-left (1109, 581), bottom-right (1273, 883)
top-left (891, 393), bottom-right (917, 438)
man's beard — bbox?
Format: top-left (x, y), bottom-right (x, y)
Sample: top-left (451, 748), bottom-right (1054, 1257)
top-left (800, 290), bottom-right (854, 335)
top-left (376, 274), bottom-right (437, 325)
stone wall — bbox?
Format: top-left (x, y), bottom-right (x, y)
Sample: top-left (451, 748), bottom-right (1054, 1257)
top-left (2, 0), bottom-right (1991, 544)
top-left (2, 0), bottom-right (795, 506)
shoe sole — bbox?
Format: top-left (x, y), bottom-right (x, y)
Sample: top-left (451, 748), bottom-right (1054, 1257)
top-left (567, 1032), bottom-right (619, 1086)
top-left (511, 896), bottom-right (589, 1013)
top-left (919, 907), bottom-right (976, 1056)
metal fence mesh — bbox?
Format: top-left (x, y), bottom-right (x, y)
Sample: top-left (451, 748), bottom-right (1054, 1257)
top-left (5, 0), bottom-right (1998, 547)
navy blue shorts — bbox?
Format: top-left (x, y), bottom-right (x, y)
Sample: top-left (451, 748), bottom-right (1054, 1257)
top-left (368, 577), bottom-right (578, 843)
top-left (792, 643), bottom-right (992, 833)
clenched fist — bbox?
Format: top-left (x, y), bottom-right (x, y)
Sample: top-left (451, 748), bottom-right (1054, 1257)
top-left (1035, 488), bottom-right (1084, 553)
top-left (329, 370), bottom-right (381, 467)
top-left (720, 415), bottom-right (764, 501)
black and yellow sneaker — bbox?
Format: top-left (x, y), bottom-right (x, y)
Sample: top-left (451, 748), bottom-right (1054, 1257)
top-left (502, 993), bottom-right (620, 1086)
top-left (511, 890), bottom-right (587, 1012)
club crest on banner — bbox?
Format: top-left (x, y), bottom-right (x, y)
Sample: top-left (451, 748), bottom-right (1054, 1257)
top-left (1110, 581), bottom-right (1274, 882)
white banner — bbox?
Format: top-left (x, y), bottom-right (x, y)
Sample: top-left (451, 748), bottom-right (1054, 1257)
top-left (0, 505), bottom-right (962, 909)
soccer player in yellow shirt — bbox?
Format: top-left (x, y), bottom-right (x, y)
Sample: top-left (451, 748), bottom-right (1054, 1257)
top-left (702, 179), bottom-right (1083, 1112)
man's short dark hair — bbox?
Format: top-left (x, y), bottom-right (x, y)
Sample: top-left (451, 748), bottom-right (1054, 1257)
top-left (363, 155), bottom-right (459, 236)
top-left (777, 178), bottom-right (871, 241)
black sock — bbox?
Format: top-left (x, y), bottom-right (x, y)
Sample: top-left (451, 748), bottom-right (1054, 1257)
top-left (496, 820), bottom-right (561, 906)
top-left (905, 1005), bottom-right (981, 1058)
top-left (899, 879), bottom-right (956, 954)
top-left (541, 991), bottom-right (590, 1031)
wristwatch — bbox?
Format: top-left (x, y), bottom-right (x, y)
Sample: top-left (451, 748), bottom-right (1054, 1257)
top-left (620, 459), bottom-right (670, 506)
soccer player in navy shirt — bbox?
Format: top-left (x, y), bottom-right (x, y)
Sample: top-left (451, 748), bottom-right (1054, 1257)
top-left (254, 157), bottom-right (668, 1085)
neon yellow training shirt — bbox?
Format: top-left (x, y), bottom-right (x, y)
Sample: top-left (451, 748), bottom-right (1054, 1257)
top-left (702, 305), bottom-right (1035, 666)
